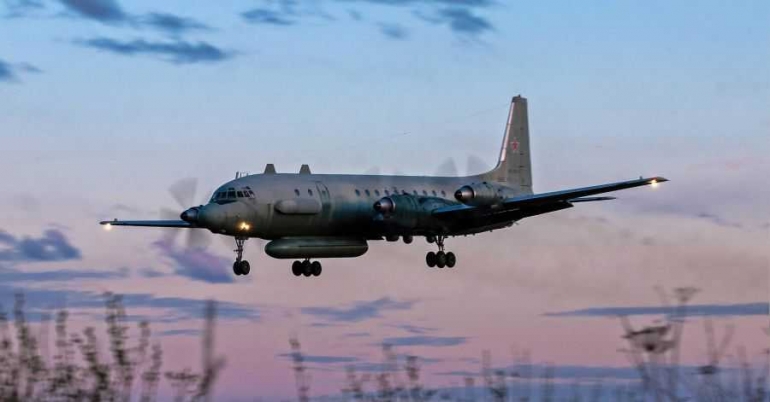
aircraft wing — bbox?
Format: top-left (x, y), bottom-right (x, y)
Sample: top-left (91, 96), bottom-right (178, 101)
top-left (433, 176), bottom-right (667, 218)
top-left (100, 219), bottom-right (193, 228)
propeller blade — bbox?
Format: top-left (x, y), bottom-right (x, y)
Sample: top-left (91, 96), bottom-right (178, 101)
top-left (434, 158), bottom-right (458, 177)
top-left (168, 178), bottom-right (198, 208)
top-left (159, 207), bottom-right (183, 242)
top-left (466, 155), bottom-right (489, 176)
top-left (187, 229), bottom-right (211, 250)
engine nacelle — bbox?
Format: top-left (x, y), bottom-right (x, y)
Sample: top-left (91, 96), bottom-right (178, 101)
top-left (373, 194), bottom-right (452, 231)
top-left (454, 182), bottom-right (505, 206)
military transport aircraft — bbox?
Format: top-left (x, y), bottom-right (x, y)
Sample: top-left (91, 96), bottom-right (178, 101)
top-left (101, 96), bottom-right (667, 278)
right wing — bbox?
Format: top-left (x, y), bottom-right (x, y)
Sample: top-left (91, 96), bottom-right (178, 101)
top-left (434, 176), bottom-right (667, 220)
top-left (100, 219), bottom-right (193, 228)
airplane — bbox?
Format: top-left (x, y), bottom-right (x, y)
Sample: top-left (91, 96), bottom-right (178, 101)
top-left (101, 95), bottom-right (667, 278)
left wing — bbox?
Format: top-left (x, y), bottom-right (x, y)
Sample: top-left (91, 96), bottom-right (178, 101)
top-left (434, 176), bottom-right (667, 218)
top-left (100, 219), bottom-right (193, 228)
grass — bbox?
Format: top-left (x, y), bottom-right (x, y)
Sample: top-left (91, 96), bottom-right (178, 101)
top-left (0, 290), bottom-right (766, 401)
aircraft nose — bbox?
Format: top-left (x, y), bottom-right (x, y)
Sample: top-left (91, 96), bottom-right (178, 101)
top-left (196, 204), bottom-right (226, 228)
top-left (180, 207), bottom-right (199, 223)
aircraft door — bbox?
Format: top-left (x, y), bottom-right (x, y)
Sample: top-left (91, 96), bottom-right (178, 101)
top-left (315, 181), bottom-right (332, 223)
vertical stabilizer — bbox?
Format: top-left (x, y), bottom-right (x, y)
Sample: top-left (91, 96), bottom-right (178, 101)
top-left (479, 95), bottom-right (533, 193)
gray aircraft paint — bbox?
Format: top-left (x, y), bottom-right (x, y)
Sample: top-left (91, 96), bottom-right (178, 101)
top-left (101, 95), bottom-right (667, 264)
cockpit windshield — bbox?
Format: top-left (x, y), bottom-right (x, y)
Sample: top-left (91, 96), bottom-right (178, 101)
top-left (210, 186), bottom-right (255, 202)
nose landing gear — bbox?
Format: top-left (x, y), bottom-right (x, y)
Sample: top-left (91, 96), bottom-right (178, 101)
top-left (425, 235), bottom-right (456, 269)
top-left (292, 259), bottom-right (322, 277)
top-left (232, 236), bottom-right (251, 276)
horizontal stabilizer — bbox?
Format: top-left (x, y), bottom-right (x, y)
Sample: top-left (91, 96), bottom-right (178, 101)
top-left (100, 219), bottom-right (193, 228)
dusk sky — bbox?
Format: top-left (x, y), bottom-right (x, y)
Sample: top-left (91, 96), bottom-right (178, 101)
top-left (1, 0), bottom-right (769, 400)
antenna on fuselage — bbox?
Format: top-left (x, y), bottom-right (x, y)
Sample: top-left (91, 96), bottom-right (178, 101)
top-left (299, 164), bottom-right (311, 174)
top-left (264, 164), bottom-right (277, 174)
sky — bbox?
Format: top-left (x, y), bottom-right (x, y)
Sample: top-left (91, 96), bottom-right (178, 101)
top-left (1, 0), bottom-right (769, 400)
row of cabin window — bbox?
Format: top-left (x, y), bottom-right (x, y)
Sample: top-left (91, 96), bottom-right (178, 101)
top-left (355, 189), bottom-right (446, 198)
top-left (214, 188), bottom-right (255, 200)
top-left (293, 188), bottom-right (328, 197)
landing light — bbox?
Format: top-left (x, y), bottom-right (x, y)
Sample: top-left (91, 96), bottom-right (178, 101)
top-left (239, 222), bottom-right (251, 231)
top-left (650, 179), bottom-right (659, 188)
top-left (103, 223), bottom-right (112, 231)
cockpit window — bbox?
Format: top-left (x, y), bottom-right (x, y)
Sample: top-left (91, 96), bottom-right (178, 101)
top-left (237, 191), bottom-right (244, 198)
top-left (227, 191), bottom-right (236, 198)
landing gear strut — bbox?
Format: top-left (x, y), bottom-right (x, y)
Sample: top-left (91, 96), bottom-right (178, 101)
top-left (292, 259), bottom-right (322, 277)
top-left (425, 235), bottom-right (456, 269)
top-left (232, 237), bottom-right (251, 276)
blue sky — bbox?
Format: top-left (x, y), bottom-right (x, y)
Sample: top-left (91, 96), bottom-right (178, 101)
top-left (1, 1), bottom-right (769, 400)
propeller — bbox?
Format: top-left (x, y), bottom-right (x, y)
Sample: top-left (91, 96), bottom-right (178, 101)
top-left (161, 177), bottom-right (212, 250)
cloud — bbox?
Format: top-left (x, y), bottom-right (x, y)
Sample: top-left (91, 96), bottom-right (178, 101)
top-left (151, 238), bottom-right (233, 283)
top-left (0, 281), bottom-right (261, 323)
top-left (137, 267), bottom-right (166, 278)
top-left (241, 0), bottom-right (494, 39)
top-left (423, 7), bottom-right (492, 36)
top-left (378, 22), bottom-right (409, 40)
top-left (276, 353), bottom-right (360, 364)
top-left (0, 58), bottom-right (41, 83)
top-left (342, 331), bottom-right (371, 338)
top-left (241, 8), bottom-right (295, 26)
top-left (545, 302), bottom-right (770, 318)
top-left (387, 323), bottom-right (436, 334)
top-left (0, 266), bottom-right (128, 282)
top-left (3, 0), bottom-right (44, 17)
top-left (301, 297), bottom-right (415, 323)
top-left (77, 37), bottom-right (232, 64)
top-left (380, 335), bottom-right (467, 347)
top-left (0, 229), bottom-right (81, 262)
top-left (58, 0), bottom-right (126, 23)
top-left (158, 328), bottom-right (202, 337)
top-left (140, 12), bottom-right (211, 36)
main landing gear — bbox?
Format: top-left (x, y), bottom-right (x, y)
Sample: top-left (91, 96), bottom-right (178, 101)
top-left (425, 235), bottom-right (456, 269)
top-left (292, 259), bottom-right (322, 277)
top-left (232, 237), bottom-right (251, 276)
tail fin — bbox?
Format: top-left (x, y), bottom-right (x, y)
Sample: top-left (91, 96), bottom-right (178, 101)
top-left (478, 95), bottom-right (533, 193)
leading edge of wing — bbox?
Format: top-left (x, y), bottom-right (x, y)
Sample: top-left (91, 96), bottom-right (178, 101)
top-left (433, 176), bottom-right (667, 216)
top-left (100, 219), bottom-right (193, 228)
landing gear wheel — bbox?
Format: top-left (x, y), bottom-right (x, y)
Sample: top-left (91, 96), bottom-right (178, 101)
top-left (233, 261), bottom-right (242, 276)
top-left (311, 261), bottom-right (322, 276)
top-left (302, 260), bottom-right (312, 277)
top-left (239, 260), bottom-right (251, 275)
top-left (445, 252), bottom-right (456, 268)
top-left (292, 261), bottom-right (302, 277)
top-left (436, 251), bottom-right (447, 268)
top-left (426, 252), bottom-right (437, 267)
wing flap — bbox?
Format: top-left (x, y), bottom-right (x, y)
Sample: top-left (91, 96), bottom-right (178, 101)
top-left (100, 219), bottom-right (193, 228)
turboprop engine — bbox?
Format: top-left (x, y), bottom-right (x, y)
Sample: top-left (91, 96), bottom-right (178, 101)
top-left (454, 181), bottom-right (508, 206)
top-left (373, 194), bottom-right (453, 232)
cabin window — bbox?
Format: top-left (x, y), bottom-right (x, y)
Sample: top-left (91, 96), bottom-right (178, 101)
top-left (365, 189), bottom-right (371, 197)
top-left (374, 190), bottom-right (380, 197)
top-left (384, 190), bottom-right (390, 196)
top-left (422, 190), bottom-right (428, 196)
top-left (308, 189), bottom-right (313, 196)
top-left (294, 189), bottom-right (300, 196)
top-left (402, 190), bottom-right (408, 195)
top-left (432, 190), bottom-right (437, 196)
top-left (441, 190), bottom-right (447, 197)
top-left (412, 190), bottom-right (417, 195)
top-left (355, 189), bottom-right (361, 197)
